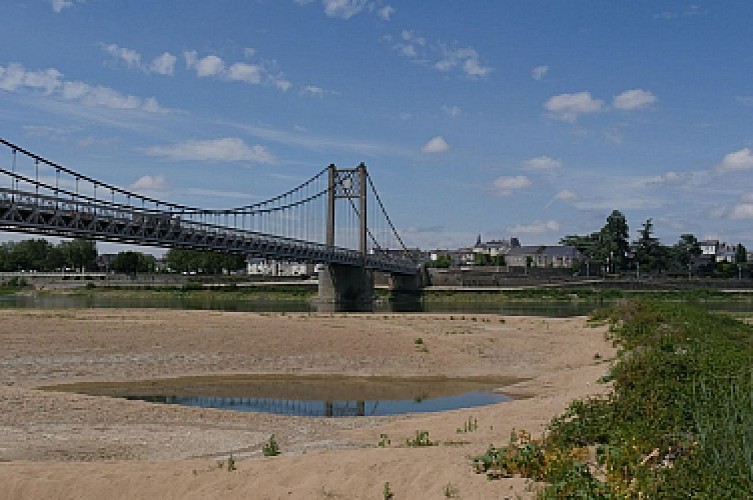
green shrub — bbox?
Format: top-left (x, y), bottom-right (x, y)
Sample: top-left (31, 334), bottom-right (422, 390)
top-left (472, 300), bottom-right (753, 497)
top-left (263, 434), bottom-right (280, 456)
top-left (406, 430), bottom-right (435, 447)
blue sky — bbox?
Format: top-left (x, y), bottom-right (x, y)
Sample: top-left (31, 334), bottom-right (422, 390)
top-left (2, 1), bottom-right (753, 253)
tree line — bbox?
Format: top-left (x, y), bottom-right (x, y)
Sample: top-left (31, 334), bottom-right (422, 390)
top-left (0, 239), bottom-right (97, 272)
top-left (0, 238), bottom-right (247, 275)
top-left (561, 210), bottom-right (747, 276)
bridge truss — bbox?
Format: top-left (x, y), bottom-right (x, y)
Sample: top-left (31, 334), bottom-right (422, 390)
top-left (0, 138), bottom-right (417, 275)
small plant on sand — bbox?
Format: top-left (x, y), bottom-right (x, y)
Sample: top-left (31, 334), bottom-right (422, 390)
top-left (457, 416), bottom-right (478, 434)
top-left (406, 430), bottom-right (436, 447)
top-left (414, 337), bottom-right (428, 353)
top-left (263, 434), bottom-right (281, 456)
top-left (378, 433), bottom-right (391, 447)
top-left (383, 482), bottom-right (394, 500)
top-left (227, 454), bottom-right (236, 471)
top-left (443, 482), bottom-right (460, 498)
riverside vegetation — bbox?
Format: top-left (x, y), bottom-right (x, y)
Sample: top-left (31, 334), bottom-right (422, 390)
top-left (473, 299), bottom-right (753, 497)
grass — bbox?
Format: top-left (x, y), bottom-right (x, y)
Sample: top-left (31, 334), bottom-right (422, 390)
top-left (473, 299), bottom-right (753, 497)
top-left (262, 434), bottom-right (280, 457)
top-left (405, 430), bottom-right (436, 447)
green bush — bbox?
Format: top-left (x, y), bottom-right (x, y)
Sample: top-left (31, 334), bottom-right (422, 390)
top-left (473, 299), bottom-right (753, 497)
top-left (262, 434), bottom-right (280, 457)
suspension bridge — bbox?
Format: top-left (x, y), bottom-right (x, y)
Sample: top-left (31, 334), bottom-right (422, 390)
top-left (0, 138), bottom-right (421, 304)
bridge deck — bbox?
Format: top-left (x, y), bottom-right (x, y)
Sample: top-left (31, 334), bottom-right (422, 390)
top-left (0, 189), bottom-right (417, 275)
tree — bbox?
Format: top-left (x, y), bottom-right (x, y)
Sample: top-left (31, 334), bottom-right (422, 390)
top-left (165, 248), bottom-right (245, 274)
top-left (600, 210), bottom-right (630, 272)
top-left (60, 239), bottom-right (97, 271)
top-left (490, 254), bottom-right (506, 266)
top-left (11, 239), bottom-right (53, 271)
top-left (633, 218), bottom-right (665, 272)
top-left (111, 251), bottom-right (156, 274)
top-left (473, 252), bottom-right (489, 266)
top-left (736, 243), bottom-right (747, 264)
top-left (560, 234), bottom-right (600, 259)
top-left (561, 210), bottom-right (630, 272)
top-left (427, 253), bottom-right (452, 268)
top-left (672, 234), bottom-right (701, 272)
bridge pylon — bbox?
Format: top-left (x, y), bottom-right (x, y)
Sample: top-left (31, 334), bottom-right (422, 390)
top-left (319, 163), bottom-right (374, 307)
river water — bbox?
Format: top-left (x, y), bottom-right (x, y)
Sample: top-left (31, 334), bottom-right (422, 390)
top-left (0, 293), bottom-right (605, 316)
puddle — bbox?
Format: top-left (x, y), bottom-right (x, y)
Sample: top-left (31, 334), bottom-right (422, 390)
top-left (41, 374), bottom-right (522, 417)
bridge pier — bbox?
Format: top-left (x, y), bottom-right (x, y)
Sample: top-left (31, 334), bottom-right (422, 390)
top-left (317, 264), bottom-right (374, 309)
top-left (388, 270), bottom-right (425, 294)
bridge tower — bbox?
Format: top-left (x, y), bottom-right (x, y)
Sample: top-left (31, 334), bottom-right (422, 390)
top-left (318, 163), bottom-right (375, 307)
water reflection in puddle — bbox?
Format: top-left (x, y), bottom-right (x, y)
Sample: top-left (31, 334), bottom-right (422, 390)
top-left (42, 374), bottom-right (520, 418)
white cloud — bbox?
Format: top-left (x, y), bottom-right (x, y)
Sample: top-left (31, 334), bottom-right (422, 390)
top-left (575, 197), bottom-right (663, 211)
top-left (145, 138), bottom-right (275, 164)
top-left (544, 92), bottom-right (605, 122)
top-left (102, 44), bottom-right (178, 76)
top-left (394, 30), bottom-right (425, 58)
top-left (184, 187), bottom-right (255, 200)
top-left (51, 0), bottom-right (80, 13)
top-left (378, 5), bottom-right (395, 20)
top-left (273, 77), bottom-right (293, 92)
top-left (392, 31), bottom-right (490, 79)
top-left (491, 175), bottom-right (532, 196)
top-left (302, 85), bottom-right (325, 97)
top-left (130, 175), bottom-right (168, 191)
top-left (640, 171), bottom-right (685, 186)
top-left (184, 52), bottom-right (225, 77)
top-left (150, 52), bottom-right (177, 76)
top-left (0, 62), bottom-right (165, 113)
top-left (532, 65), bottom-right (548, 80)
top-left (717, 148), bottom-right (753, 172)
top-left (555, 189), bottom-right (578, 201)
top-left (224, 121), bottom-right (413, 157)
top-left (182, 50), bottom-right (295, 92)
top-left (613, 89), bottom-right (657, 110)
top-left (508, 220), bottom-right (561, 235)
top-left (103, 43), bottom-right (142, 69)
top-left (226, 62), bottom-right (263, 84)
top-left (0, 63), bottom-right (62, 93)
top-left (436, 46), bottom-right (491, 78)
top-left (421, 136), bottom-right (449, 154)
top-left (442, 105), bottom-right (461, 118)
top-left (730, 204), bottom-right (753, 219)
top-left (323, 0), bottom-right (368, 19)
top-left (523, 155), bottom-right (561, 171)
top-left (243, 48), bottom-right (257, 58)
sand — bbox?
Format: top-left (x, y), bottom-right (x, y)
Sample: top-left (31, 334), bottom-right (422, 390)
top-left (0, 309), bottom-right (615, 499)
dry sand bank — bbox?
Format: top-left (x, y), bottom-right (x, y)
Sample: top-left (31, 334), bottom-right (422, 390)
top-left (0, 309), bottom-right (614, 499)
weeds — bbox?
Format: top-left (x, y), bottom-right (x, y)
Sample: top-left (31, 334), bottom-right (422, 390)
top-left (456, 416), bottom-right (478, 434)
top-left (471, 300), bottom-right (753, 496)
top-left (414, 337), bottom-right (428, 353)
top-left (442, 482), bottom-right (460, 498)
top-left (378, 433), bottom-right (391, 447)
top-left (383, 482), bottom-right (394, 499)
top-left (406, 430), bottom-right (436, 447)
top-left (263, 434), bottom-right (280, 456)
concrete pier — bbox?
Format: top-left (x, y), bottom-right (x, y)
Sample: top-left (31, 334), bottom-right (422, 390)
top-left (317, 264), bottom-right (374, 306)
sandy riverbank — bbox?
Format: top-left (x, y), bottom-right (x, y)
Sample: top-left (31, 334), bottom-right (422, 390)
top-left (0, 309), bottom-right (614, 499)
